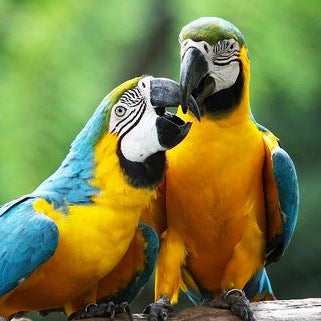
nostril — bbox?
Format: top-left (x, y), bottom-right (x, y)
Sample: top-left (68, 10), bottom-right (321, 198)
top-left (204, 44), bottom-right (208, 53)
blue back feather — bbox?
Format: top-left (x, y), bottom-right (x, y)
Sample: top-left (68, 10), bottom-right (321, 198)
top-left (34, 98), bottom-right (111, 207)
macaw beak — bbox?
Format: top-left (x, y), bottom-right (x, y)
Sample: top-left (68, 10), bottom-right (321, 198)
top-left (180, 47), bottom-right (209, 115)
top-left (150, 78), bottom-right (200, 120)
top-left (150, 78), bottom-right (197, 149)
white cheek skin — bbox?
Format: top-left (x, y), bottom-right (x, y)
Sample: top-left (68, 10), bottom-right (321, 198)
top-left (109, 113), bottom-right (119, 133)
top-left (181, 39), bottom-right (240, 93)
top-left (209, 62), bottom-right (240, 93)
top-left (120, 110), bottom-right (165, 162)
top-left (180, 39), bottom-right (209, 59)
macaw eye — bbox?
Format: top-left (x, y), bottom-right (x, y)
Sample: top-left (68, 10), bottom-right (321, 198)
top-left (115, 106), bottom-right (127, 117)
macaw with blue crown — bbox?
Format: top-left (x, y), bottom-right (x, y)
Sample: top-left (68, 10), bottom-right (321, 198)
top-left (143, 18), bottom-right (299, 321)
top-left (0, 76), bottom-right (199, 320)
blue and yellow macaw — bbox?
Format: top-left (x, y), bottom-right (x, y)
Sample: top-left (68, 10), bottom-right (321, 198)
top-left (143, 18), bottom-right (299, 321)
top-left (0, 76), bottom-right (199, 320)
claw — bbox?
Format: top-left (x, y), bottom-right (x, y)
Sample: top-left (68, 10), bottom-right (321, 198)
top-left (114, 302), bottom-right (132, 321)
top-left (143, 295), bottom-right (173, 321)
top-left (106, 302), bottom-right (115, 320)
top-left (84, 303), bottom-right (97, 313)
top-left (205, 289), bottom-right (256, 321)
top-left (225, 290), bottom-right (256, 321)
top-left (68, 301), bottom-right (131, 320)
top-left (121, 302), bottom-right (133, 321)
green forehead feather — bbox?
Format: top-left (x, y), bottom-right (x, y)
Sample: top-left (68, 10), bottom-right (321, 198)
top-left (106, 77), bottom-right (142, 108)
top-left (103, 76), bottom-right (142, 123)
top-left (180, 17), bottom-right (245, 47)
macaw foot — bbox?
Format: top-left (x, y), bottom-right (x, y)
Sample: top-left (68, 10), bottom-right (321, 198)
top-left (204, 289), bottom-right (256, 321)
top-left (68, 301), bottom-right (133, 321)
top-left (0, 317), bottom-right (8, 321)
top-left (143, 295), bottom-right (174, 321)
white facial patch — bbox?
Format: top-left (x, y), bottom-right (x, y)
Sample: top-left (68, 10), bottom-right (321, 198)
top-left (180, 38), bottom-right (241, 93)
top-left (109, 77), bottom-right (166, 163)
top-left (120, 109), bottom-right (165, 162)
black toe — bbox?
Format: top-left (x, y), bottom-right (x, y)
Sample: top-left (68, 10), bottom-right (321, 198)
top-left (203, 289), bottom-right (256, 321)
top-left (143, 296), bottom-right (173, 321)
top-left (224, 289), bottom-right (257, 321)
top-left (68, 301), bottom-right (132, 320)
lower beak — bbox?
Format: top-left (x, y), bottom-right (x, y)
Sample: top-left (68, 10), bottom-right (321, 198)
top-left (150, 77), bottom-right (195, 149)
top-left (156, 114), bottom-right (192, 149)
top-left (180, 47), bottom-right (208, 115)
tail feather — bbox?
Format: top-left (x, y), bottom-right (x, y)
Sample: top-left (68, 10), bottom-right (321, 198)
top-left (244, 268), bottom-right (275, 301)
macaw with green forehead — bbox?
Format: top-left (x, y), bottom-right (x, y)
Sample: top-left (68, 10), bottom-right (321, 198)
top-left (0, 76), bottom-right (199, 320)
top-left (144, 17), bottom-right (299, 321)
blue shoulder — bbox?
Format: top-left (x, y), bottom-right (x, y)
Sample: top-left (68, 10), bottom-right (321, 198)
top-left (0, 198), bottom-right (59, 296)
top-left (250, 111), bottom-right (270, 133)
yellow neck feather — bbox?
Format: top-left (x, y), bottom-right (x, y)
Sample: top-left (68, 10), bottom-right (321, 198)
top-left (90, 133), bottom-right (156, 209)
top-left (237, 46), bottom-right (250, 116)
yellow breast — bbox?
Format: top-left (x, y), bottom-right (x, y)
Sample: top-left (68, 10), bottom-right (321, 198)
top-left (166, 111), bottom-right (266, 289)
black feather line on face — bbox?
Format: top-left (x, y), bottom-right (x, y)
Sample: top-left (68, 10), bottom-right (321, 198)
top-left (201, 62), bottom-right (244, 118)
top-left (117, 142), bottom-right (166, 189)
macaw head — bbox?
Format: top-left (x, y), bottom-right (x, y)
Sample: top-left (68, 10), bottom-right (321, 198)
top-left (179, 17), bottom-right (249, 118)
top-left (99, 76), bottom-right (198, 188)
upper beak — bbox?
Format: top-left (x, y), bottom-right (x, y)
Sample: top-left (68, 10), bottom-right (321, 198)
top-left (180, 47), bottom-right (208, 115)
top-left (150, 78), bottom-right (201, 121)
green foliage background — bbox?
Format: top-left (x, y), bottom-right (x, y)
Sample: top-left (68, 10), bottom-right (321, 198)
top-left (0, 0), bottom-right (320, 318)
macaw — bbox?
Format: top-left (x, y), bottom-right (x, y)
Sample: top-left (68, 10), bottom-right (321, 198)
top-left (143, 17), bottom-right (299, 321)
top-left (0, 76), bottom-right (199, 320)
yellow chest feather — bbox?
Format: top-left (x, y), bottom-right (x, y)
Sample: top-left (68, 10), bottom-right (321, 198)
top-left (166, 113), bottom-right (266, 256)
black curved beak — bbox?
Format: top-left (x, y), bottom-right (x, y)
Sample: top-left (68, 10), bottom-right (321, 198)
top-left (150, 78), bottom-right (196, 149)
top-left (180, 47), bottom-right (209, 115)
top-left (150, 78), bottom-right (200, 121)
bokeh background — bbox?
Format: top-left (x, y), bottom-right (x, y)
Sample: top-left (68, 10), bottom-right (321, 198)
top-left (0, 0), bottom-right (320, 319)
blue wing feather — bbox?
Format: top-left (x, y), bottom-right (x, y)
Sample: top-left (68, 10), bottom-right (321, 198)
top-left (0, 195), bottom-right (33, 217)
top-left (272, 149), bottom-right (299, 252)
top-left (0, 198), bottom-right (59, 296)
top-left (252, 117), bottom-right (299, 262)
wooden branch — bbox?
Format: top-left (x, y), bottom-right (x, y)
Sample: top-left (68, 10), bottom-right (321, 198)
top-left (86, 299), bottom-right (321, 321)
